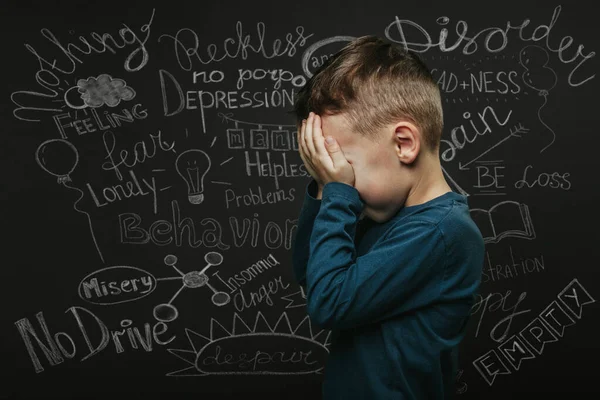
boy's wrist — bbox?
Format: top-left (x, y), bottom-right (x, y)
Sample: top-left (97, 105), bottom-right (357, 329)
top-left (306, 179), bottom-right (323, 200)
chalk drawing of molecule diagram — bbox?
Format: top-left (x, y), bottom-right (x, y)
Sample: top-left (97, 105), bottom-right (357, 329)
top-left (153, 252), bottom-right (231, 322)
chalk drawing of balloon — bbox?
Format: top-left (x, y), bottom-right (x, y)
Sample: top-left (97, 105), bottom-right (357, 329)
top-left (34, 138), bottom-right (105, 263)
top-left (35, 139), bottom-right (79, 183)
top-left (519, 45), bottom-right (557, 94)
top-left (518, 45), bottom-right (557, 153)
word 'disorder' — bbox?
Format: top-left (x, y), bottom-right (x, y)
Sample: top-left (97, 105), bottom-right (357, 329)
top-left (78, 266), bottom-right (157, 305)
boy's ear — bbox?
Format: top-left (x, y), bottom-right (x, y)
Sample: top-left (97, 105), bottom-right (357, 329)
top-left (394, 121), bottom-right (420, 164)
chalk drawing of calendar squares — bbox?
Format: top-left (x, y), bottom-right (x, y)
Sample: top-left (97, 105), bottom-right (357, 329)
top-left (226, 128), bottom-right (245, 149)
top-left (250, 129), bottom-right (269, 149)
top-left (271, 129), bottom-right (291, 151)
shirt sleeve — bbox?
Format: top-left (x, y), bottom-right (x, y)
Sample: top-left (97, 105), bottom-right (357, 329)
top-left (305, 182), bottom-right (446, 331)
top-left (291, 178), bottom-right (322, 288)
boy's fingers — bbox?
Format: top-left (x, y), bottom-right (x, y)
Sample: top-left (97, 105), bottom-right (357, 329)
top-left (298, 119), bottom-right (307, 159)
top-left (297, 119), bottom-right (303, 150)
top-left (304, 113), bottom-right (316, 156)
top-left (298, 120), bottom-right (315, 173)
top-left (312, 114), bottom-right (326, 156)
top-left (325, 137), bottom-right (345, 168)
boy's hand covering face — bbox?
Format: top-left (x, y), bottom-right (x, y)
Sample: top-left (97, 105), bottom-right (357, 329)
top-left (298, 112), bottom-right (355, 188)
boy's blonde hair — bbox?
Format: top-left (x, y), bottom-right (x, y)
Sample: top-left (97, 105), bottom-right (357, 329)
top-left (292, 35), bottom-right (443, 153)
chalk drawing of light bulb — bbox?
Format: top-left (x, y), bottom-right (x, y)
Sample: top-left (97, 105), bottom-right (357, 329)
top-left (153, 252), bottom-right (230, 322)
top-left (175, 149), bottom-right (211, 204)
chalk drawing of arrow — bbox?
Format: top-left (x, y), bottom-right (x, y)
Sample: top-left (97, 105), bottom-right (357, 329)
top-left (459, 123), bottom-right (529, 170)
top-left (442, 166), bottom-right (469, 196)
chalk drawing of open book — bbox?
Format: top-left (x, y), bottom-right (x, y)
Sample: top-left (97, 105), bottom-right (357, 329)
top-left (470, 201), bottom-right (535, 244)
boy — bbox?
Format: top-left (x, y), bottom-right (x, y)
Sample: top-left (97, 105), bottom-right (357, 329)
top-left (291, 35), bottom-right (485, 399)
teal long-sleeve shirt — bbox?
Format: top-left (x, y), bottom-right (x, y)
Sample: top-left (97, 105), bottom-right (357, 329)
top-left (291, 179), bottom-right (485, 399)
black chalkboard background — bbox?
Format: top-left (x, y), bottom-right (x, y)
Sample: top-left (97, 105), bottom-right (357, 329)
top-left (2, 0), bottom-right (599, 398)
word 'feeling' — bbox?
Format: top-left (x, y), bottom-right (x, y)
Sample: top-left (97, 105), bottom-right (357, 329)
top-left (15, 306), bottom-right (175, 373)
top-left (473, 278), bottom-right (595, 386)
top-left (53, 104), bottom-right (148, 139)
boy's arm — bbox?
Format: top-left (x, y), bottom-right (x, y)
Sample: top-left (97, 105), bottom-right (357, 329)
top-left (305, 181), bottom-right (449, 331)
top-left (291, 178), bottom-right (322, 288)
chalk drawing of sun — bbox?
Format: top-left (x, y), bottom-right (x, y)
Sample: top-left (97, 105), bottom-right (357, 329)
top-left (167, 311), bottom-right (331, 376)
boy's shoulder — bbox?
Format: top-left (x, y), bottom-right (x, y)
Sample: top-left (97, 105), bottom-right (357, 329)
top-left (395, 191), bottom-right (468, 225)
top-left (378, 191), bottom-right (481, 244)
top-left (384, 191), bottom-right (484, 252)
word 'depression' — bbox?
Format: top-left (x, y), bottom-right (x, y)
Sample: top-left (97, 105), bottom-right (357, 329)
top-left (473, 278), bottom-right (595, 386)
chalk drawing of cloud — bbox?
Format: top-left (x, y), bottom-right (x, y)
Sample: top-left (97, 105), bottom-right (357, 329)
top-left (76, 74), bottom-right (136, 108)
